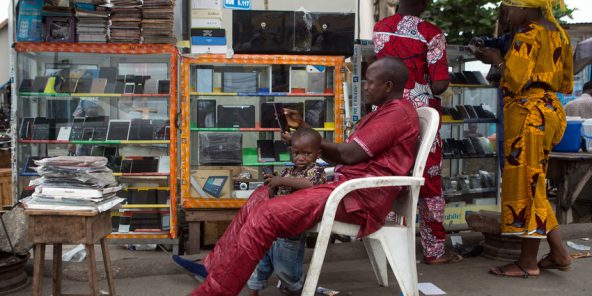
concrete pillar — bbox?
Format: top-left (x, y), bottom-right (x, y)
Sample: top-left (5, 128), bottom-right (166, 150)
top-left (359, 0), bottom-right (375, 40)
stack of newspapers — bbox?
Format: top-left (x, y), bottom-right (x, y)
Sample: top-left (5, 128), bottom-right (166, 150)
top-left (109, 0), bottom-right (143, 43)
top-left (22, 156), bottom-right (124, 212)
top-left (74, 0), bottom-right (110, 43)
top-left (142, 0), bottom-right (176, 44)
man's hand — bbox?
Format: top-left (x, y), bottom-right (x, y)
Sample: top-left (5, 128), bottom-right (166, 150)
top-left (284, 108), bottom-right (304, 129)
top-left (280, 131), bottom-right (292, 145)
top-left (263, 174), bottom-right (283, 189)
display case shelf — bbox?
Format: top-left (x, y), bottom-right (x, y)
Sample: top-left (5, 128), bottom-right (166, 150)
top-left (121, 204), bottom-right (170, 209)
top-left (444, 188), bottom-right (497, 197)
top-left (21, 172), bottom-right (171, 177)
top-left (443, 154), bottom-right (497, 160)
top-left (112, 173), bottom-right (170, 177)
top-left (182, 198), bottom-right (247, 209)
top-left (449, 84), bottom-right (497, 88)
top-left (18, 140), bottom-right (170, 145)
top-left (108, 233), bottom-right (171, 239)
top-left (190, 127), bottom-right (335, 132)
top-left (190, 92), bottom-right (335, 97)
top-left (442, 119), bottom-right (498, 124)
top-left (242, 147), bottom-right (291, 166)
top-left (19, 92), bottom-right (171, 97)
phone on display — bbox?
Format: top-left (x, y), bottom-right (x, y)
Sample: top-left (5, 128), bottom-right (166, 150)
top-left (262, 167), bottom-right (274, 175)
top-left (274, 103), bottom-right (288, 133)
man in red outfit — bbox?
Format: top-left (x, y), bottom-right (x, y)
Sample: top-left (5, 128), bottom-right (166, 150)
top-left (188, 57), bottom-right (419, 295)
top-left (374, 0), bottom-right (460, 264)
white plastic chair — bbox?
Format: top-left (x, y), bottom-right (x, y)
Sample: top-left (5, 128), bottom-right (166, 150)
top-left (303, 107), bottom-right (439, 296)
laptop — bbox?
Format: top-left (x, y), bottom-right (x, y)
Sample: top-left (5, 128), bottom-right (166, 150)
top-left (217, 105), bottom-right (255, 128)
top-left (198, 133), bottom-right (243, 165)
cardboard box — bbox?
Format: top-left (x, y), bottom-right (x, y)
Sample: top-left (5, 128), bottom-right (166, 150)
top-left (190, 169), bottom-right (232, 198)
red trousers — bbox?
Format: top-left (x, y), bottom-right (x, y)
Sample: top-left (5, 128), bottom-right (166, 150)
top-left (192, 182), bottom-right (379, 296)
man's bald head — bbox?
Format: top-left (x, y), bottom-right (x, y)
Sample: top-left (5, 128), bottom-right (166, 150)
top-left (368, 57), bottom-right (409, 88)
top-left (364, 57), bottom-right (409, 105)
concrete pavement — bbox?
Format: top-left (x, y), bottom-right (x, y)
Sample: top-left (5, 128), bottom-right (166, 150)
top-left (6, 225), bottom-right (592, 296)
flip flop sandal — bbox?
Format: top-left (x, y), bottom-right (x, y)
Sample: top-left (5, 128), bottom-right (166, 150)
top-left (424, 252), bottom-right (463, 265)
top-left (571, 251), bottom-right (592, 259)
top-left (537, 254), bottom-right (572, 271)
top-left (489, 261), bottom-right (538, 278)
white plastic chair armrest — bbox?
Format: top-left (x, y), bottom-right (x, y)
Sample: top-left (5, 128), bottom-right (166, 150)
top-left (315, 176), bottom-right (424, 235)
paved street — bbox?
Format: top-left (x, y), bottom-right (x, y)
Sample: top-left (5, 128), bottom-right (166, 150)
top-left (6, 227), bottom-right (592, 295)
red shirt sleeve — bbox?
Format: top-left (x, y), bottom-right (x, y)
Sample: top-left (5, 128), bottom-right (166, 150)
top-left (350, 102), bottom-right (412, 157)
top-left (422, 23), bottom-right (450, 82)
top-left (373, 18), bottom-right (394, 59)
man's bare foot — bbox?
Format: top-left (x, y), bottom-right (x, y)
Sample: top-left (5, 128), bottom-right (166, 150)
top-left (247, 289), bottom-right (259, 296)
top-left (538, 252), bottom-right (572, 271)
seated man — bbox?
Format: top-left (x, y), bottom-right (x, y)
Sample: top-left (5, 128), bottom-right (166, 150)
top-left (190, 57), bottom-right (419, 296)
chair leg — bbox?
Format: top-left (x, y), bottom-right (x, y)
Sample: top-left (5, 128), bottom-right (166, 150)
top-left (33, 243), bottom-right (45, 296)
top-left (378, 230), bottom-right (418, 296)
top-left (86, 244), bottom-right (99, 296)
top-left (53, 244), bottom-right (62, 296)
top-left (100, 239), bottom-right (116, 296)
top-left (302, 227), bottom-right (334, 296)
top-left (363, 238), bottom-right (388, 287)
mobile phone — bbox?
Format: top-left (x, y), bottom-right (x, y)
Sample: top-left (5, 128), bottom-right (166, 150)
top-left (124, 83), bottom-right (135, 94)
top-left (262, 167), bottom-right (274, 175)
top-left (274, 103), bottom-right (289, 133)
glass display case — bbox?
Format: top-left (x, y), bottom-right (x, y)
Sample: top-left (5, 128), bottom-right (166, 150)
top-left (180, 54), bottom-right (345, 209)
top-left (441, 85), bottom-right (500, 205)
top-left (12, 43), bottom-right (179, 242)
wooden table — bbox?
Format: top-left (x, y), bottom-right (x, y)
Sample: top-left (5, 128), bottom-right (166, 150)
top-left (26, 209), bottom-right (116, 296)
top-left (547, 152), bottom-right (592, 224)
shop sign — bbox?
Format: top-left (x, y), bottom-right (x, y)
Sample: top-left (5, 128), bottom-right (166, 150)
top-left (223, 0), bottom-right (251, 10)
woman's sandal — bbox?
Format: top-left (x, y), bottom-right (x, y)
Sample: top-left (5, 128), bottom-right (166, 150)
top-left (424, 251), bottom-right (463, 265)
top-left (489, 261), bottom-right (538, 278)
top-left (537, 254), bottom-right (572, 271)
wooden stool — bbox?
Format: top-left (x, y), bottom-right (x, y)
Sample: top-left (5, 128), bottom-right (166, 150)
top-left (26, 210), bottom-right (116, 296)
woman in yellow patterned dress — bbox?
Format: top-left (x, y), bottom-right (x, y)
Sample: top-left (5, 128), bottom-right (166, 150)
top-left (472, 0), bottom-right (573, 277)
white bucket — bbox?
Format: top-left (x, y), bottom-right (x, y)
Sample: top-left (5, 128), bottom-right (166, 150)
top-left (582, 119), bottom-right (592, 152)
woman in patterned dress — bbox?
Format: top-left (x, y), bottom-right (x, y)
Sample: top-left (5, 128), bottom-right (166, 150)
top-left (472, 0), bottom-right (573, 277)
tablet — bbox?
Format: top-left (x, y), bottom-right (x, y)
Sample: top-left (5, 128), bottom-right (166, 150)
top-left (202, 176), bottom-right (228, 198)
top-left (107, 120), bottom-right (131, 140)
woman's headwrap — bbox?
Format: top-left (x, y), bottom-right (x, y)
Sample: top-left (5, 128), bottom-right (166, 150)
top-left (501, 0), bottom-right (569, 42)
